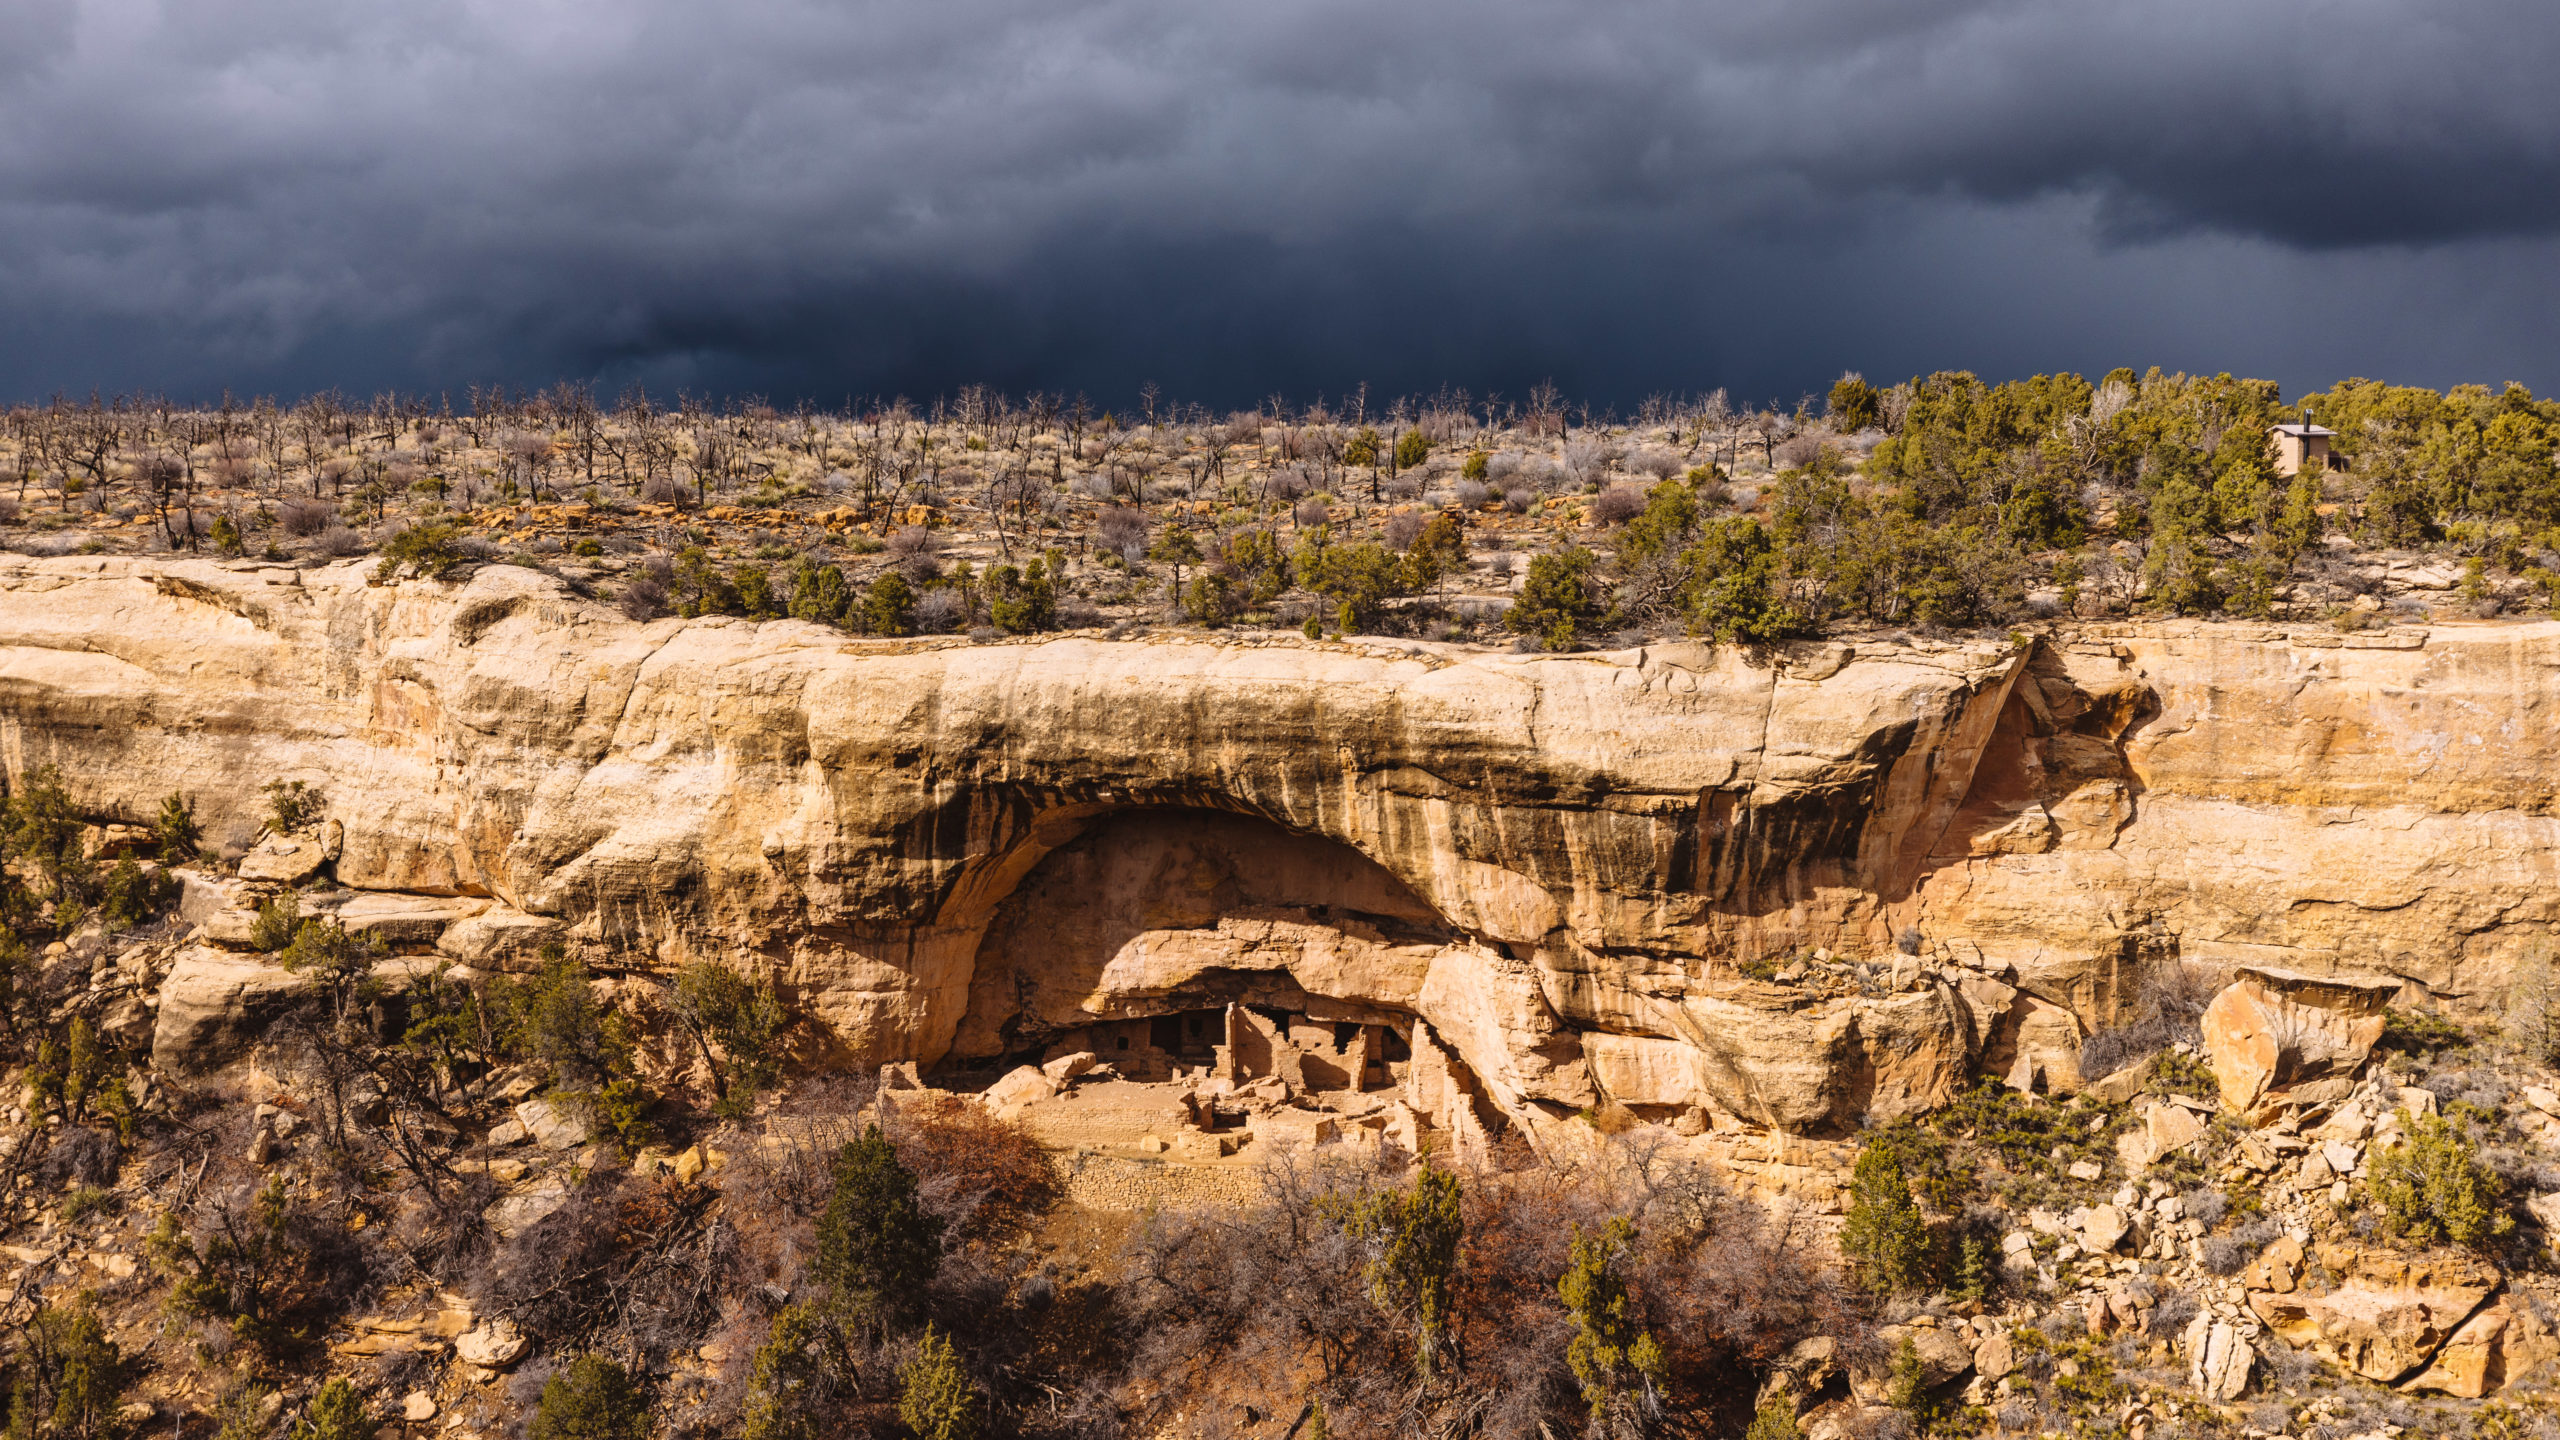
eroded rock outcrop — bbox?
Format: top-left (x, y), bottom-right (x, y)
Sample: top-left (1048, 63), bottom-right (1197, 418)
top-left (1907, 625), bottom-right (2560, 1014)
top-left (2248, 1245), bottom-right (2501, 1383)
top-left (7, 558), bottom-right (2560, 1145)
top-left (2201, 966), bottom-right (2400, 1123)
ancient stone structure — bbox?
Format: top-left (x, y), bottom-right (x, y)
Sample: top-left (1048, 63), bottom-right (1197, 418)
top-left (4, 557), bottom-right (2555, 1148)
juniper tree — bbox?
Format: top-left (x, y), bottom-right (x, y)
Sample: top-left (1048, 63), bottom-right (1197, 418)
top-left (814, 1125), bottom-right (944, 1330)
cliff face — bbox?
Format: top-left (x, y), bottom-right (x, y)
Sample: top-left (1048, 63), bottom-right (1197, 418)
top-left (1913, 625), bottom-right (2560, 1017)
top-left (2, 556), bottom-right (2551, 1140)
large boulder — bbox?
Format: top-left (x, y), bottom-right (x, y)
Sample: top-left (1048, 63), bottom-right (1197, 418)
top-left (436, 907), bottom-right (565, 971)
top-left (1984, 992), bottom-right (2087, 1095)
top-left (485, 1176), bottom-right (573, 1237)
top-left (454, 1317), bottom-right (529, 1368)
top-left (982, 1065), bottom-right (1057, 1116)
top-left (237, 832), bottom-right (329, 884)
top-left (1973, 1329), bottom-right (2018, 1382)
top-left (153, 946), bottom-right (440, 1077)
top-left (2201, 967), bottom-right (2400, 1122)
top-left (513, 1098), bottom-right (589, 1151)
top-left (2075, 1203), bottom-right (2130, 1253)
top-left (151, 947), bottom-right (321, 1075)
top-left (1853, 1325), bottom-right (1971, 1402)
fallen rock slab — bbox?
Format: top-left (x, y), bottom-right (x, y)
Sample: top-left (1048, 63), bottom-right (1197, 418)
top-left (2082, 1062), bottom-right (2148, 1105)
top-left (983, 1064), bottom-right (1057, 1114)
top-left (197, 901), bottom-right (275, 949)
top-left (2400, 1301), bottom-right (2514, 1398)
top-left (2185, 1312), bottom-right (2254, 1400)
top-left (321, 891), bottom-right (491, 946)
top-left (150, 947), bottom-right (321, 1074)
top-left (1042, 1050), bottom-right (1099, 1084)
top-left (152, 947), bottom-right (447, 1074)
top-left (436, 906), bottom-right (566, 971)
top-left (1987, 992), bottom-right (2087, 1095)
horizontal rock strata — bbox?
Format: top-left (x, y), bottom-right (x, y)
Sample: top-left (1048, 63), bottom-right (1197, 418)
top-left (3, 557), bottom-right (2555, 1142)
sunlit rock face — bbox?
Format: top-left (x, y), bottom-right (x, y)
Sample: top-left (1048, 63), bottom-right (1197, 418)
top-left (3, 555), bottom-right (2549, 1139)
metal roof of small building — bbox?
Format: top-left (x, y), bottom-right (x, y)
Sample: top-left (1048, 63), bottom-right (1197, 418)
top-left (2271, 423), bottom-right (2336, 436)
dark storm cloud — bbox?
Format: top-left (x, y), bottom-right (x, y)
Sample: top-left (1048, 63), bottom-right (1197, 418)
top-left (3, 0), bottom-right (2559, 405)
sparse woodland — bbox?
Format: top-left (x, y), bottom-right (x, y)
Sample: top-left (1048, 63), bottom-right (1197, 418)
top-left (5, 370), bottom-right (2559, 654)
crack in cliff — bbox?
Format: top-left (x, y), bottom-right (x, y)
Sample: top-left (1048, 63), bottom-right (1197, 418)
top-left (1722, 656), bottom-right (1785, 916)
top-left (601, 627), bottom-right (683, 750)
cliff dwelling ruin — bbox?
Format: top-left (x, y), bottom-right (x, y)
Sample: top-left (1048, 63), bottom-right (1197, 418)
top-left (934, 809), bottom-right (1496, 1163)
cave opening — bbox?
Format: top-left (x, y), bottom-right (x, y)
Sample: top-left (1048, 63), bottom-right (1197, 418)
top-left (935, 807), bottom-right (1483, 1155)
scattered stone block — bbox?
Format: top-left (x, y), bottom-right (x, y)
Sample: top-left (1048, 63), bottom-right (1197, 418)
top-left (238, 833), bottom-right (328, 884)
top-left (514, 1098), bottom-right (587, 1150)
top-left (1042, 1051), bottom-right (1099, 1084)
top-left (455, 1318), bottom-right (529, 1368)
top-left (2083, 1063), bottom-right (2148, 1105)
top-left (2242, 1235), bottom-right (2304, 1293)
top-left (984, 1064), bottom-right (1058, 1114)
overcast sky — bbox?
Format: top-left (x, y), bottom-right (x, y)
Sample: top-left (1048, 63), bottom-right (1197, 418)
top-left (5, 0), bottom-right (2558, 411)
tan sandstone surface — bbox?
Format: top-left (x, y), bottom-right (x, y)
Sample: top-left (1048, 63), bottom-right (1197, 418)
top-left (1, 556), bottom-right (2553, 1147)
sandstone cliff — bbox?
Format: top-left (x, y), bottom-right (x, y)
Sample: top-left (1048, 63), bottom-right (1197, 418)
top-left (1, 556), bottom-right (2548, 1142)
